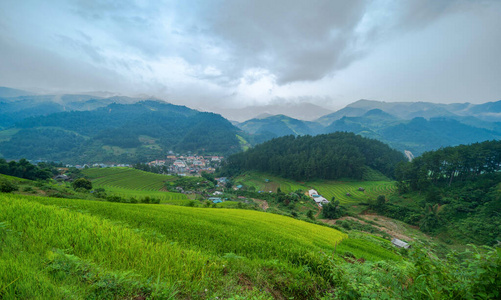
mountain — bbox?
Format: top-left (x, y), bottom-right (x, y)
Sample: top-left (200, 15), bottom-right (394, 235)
top-left (0, 86), bottom-right (34, 98)
top-left (0, 100), bottom-right (243, 163)
top-left (211, 102), bottom-right (333, 122)
top-left (0, 94), bottom-right (143, 130)
top-left (236, 114), bottom-right (323, 138)
top-left (318, 99), bottom-right (501, 124)
top-left (236, 103), bottom-right (501, 157)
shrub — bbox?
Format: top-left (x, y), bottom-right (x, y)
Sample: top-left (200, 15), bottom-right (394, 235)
top-left (0, 179), bottom-right (18, 193)
top-left (72, 178), bottom-right (92, 191)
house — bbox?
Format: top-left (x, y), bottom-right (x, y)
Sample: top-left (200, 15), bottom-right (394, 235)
top-left (391, 238), bottom-right (410, 249)
top-left (213, 191), bottom-right (223, 196)
top-left (308, 189), bottom-right (318, 197)
top-left (208, 197), bottom-right (222, 203)
top-left (173, 160), bottom-right (186, 168)
top-left (314, 196), bottom-right (329, 204)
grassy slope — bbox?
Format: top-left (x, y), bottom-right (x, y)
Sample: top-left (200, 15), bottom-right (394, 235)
top-left (83, 167), bottom-right (189, 204)
top-left (234, 171), bottom-right (397, 204)
top-left (0, 193), bottom-right (402, 299)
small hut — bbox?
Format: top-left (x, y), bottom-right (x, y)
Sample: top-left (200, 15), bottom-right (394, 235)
top-left (391, 238), bottom-right (410, 249)
top-left (346, 193), bottom-right (351, 197)
top-left (358, 187), bottom-right (365, 191)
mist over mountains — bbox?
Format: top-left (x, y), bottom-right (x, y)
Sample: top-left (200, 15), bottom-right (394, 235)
top-left (0, 86), bottom-right (500, 162)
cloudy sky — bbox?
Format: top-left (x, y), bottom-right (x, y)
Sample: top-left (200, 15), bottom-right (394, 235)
top-left (1, 0), bottom-right (500, 110)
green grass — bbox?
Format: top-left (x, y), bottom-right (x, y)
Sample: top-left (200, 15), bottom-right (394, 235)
top-left (0, 193), bottom-right (403, 298)
top-left (308, 180), bottom-right (397, 204)
top-left (235, 171), bottom-right (397, 204)
top-left (83, 167), bottom-right (188, 203)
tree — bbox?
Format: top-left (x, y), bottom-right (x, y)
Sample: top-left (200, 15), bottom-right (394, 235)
top-left (72, 178), bottom-right (92, 191)
top-left (323, 200), bottom-right (342, 219)
top-left (0, 179), bottom-right (18, 193)
top-left (306, 210), bottom-right (315, 220)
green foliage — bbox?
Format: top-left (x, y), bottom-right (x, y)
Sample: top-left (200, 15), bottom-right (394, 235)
top-left (322, 200), bottom-right (344, 219)
top-left (166, 176), bottom-right (215, 192)
top-left (0, 158), bottom-right (52, 180)
top-left (0, 178), bottom-right (18, 193)
top-left (72, 178), bottom-right (92, 191)
top-left (0, 101), bottom-right (242, 163)
top-left (82, 168), bottom-right (187, 203)
top-left (223, 132), bottom-right (405, 181)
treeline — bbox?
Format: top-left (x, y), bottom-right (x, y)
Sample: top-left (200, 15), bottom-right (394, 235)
top-left (396, 140), bottom-right (501, 191)
top-left (0, 158), bottom-right (53, 180)
top-left (389, 140), bottom-right (501, 245)
top-left (133, 163), bottom-right (169, 174)
top-left (222, 132), bottom-right (405, 180)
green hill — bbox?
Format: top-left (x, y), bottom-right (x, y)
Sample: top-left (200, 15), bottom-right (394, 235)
top-left (0, 101), bottom-right (242, 163)
top-left (1, 193), bottom-right (390, 299)
top-left (82, 167), bottom-right (189, 204)
top-left (223, 132), bottom-right (406, 181)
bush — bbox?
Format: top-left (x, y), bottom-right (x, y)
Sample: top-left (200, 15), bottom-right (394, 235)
top-left (72, 178), bottom-right (92, 191)
top-left (0, 179), bottom-right (18, 193)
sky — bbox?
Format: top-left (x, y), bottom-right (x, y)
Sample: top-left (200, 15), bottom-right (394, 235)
top-left (1, 0), bottom-right (500, 111)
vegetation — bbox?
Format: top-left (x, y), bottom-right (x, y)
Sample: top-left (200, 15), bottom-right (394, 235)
top-left (82, 168), bottom-right (189, 204)
top-left (386, 140), bottom-right (501, 245)
top-left (0, 158), bottom-right (53, 180)
top-left (1, 192), bottom-right (500, 299)
top-left (222, 132), bottom-right (405, 181)
top-left (0, 101), bottom-right (242, 163)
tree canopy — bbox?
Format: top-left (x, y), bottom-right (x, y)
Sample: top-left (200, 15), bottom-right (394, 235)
top-left (222, 132), bottom-right (405, 181)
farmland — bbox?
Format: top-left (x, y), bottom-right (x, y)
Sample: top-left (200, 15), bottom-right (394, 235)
top-left (0, 193), bottom-right (403, 299)
top-left (234, 171), bottom-right (397, 204)
top-left (82, 167), bottom-right (188, 203)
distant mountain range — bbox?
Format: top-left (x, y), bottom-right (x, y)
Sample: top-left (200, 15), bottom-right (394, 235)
top-left (0, 87), bottom-right (500, 162)
top-left (210, 102), bottom-right (333, 122)
top-left (234, 99), bottom-right (501, 156)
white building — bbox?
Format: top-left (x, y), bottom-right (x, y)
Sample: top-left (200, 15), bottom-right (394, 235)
top-left (308, 189), bottom-right (318, 197)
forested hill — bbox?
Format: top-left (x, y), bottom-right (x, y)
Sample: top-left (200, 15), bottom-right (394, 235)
top-left (390, 140), bottom-right (501, 245)
top-left (222, 132), bottom-right (406, 180)
top-left (0, 101), bottom-right (242, 163)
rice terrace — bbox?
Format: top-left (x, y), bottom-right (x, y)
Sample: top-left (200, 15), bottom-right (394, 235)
top-left (1, 0), bottom-right (501, 296)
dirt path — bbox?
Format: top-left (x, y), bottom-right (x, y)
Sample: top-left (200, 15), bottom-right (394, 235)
top-left (314, 204), bottom-right (322, 218)
top-left (252, 198), bottom-right (269, 210)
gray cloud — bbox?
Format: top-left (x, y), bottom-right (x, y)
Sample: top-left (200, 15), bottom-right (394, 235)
top-left (0, 0), bottom-right (500, 107)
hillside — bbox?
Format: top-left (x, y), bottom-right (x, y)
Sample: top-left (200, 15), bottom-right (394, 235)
top-left (0, 100), bottom-right (243, 163)
top-left (82, 167), bottom-right (189, 204)
top-left (0, 193), bottom-right (400, 299)
top-left (223, 132), bottom-right (406, 181)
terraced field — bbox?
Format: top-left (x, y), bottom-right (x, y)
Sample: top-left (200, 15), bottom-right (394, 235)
top-left (82, 167), bottom-right (188, 203)
top-left (308, 180), bottom-right (397, 204)
top-left (234, 172), bottom-right (309, 193)
top-left (236, 171), bottom-right (397, 204)
top-left (2, 193), bottom-right (402, 298)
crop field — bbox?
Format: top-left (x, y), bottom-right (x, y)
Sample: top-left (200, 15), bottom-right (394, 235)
top-left (234, 172), bottom-right (309, 193)
top-left (236, 172), bottom-right (397, 204)
top-left (309, 180), bottom-right (397, 204)
top-left (0, 193), bottom-right (402, 298)
top-left (83, 167), bottom-right (188, 203)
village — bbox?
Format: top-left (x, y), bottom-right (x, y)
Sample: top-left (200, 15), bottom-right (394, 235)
top-left (147, 153), bottom-right (224, 176)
